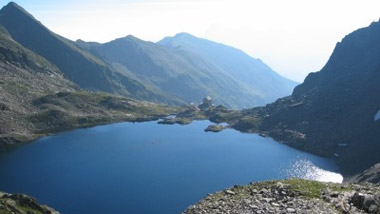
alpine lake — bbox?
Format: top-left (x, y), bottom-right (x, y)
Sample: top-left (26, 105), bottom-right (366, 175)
top-left (0, 120), bottom-right (342, 214)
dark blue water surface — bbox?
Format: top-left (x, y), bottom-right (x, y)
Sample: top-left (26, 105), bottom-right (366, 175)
top-left (0, 120), bottom-right (341, 214)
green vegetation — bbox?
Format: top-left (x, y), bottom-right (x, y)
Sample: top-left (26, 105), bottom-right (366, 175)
top-left (27, 91), bottom-right (179, 135)
top-left (285, 179), bottom-right (328, 198)
top-left (190, 179), bottom-right (344, 206)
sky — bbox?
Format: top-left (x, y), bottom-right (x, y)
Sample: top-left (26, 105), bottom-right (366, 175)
top-left (7, 0), bottom-right (380, 82)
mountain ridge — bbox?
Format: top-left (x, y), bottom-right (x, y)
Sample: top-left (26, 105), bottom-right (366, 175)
top-left (76, 33), bottom-right (279, 108)
top-left (0, 2), bottom-right (298, 109)
top-left (158, 32), bottom-right (298, 102)
top-left (0, 2), bottom-right (178, 105)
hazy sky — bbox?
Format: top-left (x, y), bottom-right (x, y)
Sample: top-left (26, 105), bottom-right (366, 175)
top-left (9, 0), bottom-right (380, 82)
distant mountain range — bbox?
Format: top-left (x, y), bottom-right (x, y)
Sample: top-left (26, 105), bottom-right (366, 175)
top-left (76, 36), bottom-right (258, 108)
top-left (0, 2), bottom-right (297, 109)
top-left (76, 33), bottom-right (297, 109)
top-left (0, 2), bottom-right (171, 104)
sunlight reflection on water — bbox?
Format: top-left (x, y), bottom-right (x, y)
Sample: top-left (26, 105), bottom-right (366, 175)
top-left (285, 159), bottom-right (343, 183)
top-left (375, 109), bottom-right (380, 121)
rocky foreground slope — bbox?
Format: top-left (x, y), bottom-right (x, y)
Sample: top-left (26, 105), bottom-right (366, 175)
top-left (183, 179), bottom-right (380, 214)
top-left (1, 179), bottom-right (379, 214)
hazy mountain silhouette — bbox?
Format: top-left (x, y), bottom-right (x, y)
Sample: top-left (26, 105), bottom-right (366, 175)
top-left (77, 35), bottom-right (269, 108)
top-left (159, 33), bottom-right (298, 103)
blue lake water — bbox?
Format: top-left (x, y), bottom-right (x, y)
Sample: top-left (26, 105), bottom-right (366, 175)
top-left (0, 120), bottom-right (342, 214)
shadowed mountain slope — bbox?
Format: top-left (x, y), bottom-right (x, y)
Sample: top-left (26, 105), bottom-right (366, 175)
top-left (227, 21), bottom-right (380, 175)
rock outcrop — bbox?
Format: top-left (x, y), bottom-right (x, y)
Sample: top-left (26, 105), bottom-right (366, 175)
top-left (204, 124), bottom-right (225, 132)
top-left (0, 192), bottom-right (59, 214)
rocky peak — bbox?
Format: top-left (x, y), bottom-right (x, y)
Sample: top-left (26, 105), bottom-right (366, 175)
top-left (0, 2), bottom-right (37, 21)
top-left (174, 32), bottom-right (196, 39)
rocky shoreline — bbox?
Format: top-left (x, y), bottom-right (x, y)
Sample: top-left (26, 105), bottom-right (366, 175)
top-left (0, 113), bottom-right (175, 152)
top-left (0, 90), bottom-right (180, 152)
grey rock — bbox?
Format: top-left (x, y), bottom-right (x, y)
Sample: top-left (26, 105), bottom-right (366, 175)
top-left (249, 204), bottom-right (259, 209)
top-left (260, 188), bottom-right (269, 194)
top-left (330, 191), bottom-right (339, 197)
top-left (369, 204), bottom-right (379, 213)
top-left (225, 190), bottom-right (236, 195)
top-left (251, 189), bottom-right (258, 194)
top-left (363, 194), bottom-right (375, 209)
top-left (351, 192), bottom-right (365, 208)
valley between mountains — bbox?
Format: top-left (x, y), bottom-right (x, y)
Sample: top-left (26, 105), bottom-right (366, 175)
top-left (0, 1), bottom-right (380, 214)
